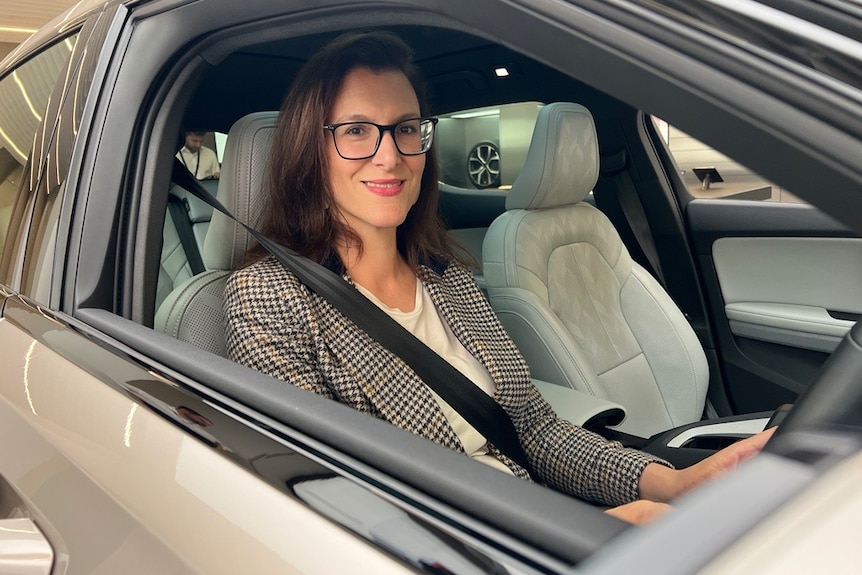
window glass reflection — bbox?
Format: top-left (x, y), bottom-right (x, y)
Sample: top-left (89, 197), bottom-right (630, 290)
top-left (0, 37), bottom-right (77, 268)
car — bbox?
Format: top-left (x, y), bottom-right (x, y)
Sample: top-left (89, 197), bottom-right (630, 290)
top-left (1, 0), bottom-right (861, 573)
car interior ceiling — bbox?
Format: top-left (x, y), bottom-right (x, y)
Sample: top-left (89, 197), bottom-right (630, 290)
top-left (183, 25), bottom-right (628, 134)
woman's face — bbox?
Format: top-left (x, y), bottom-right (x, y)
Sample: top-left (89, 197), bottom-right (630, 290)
top-left (325, 67), bottom-right (426, 243)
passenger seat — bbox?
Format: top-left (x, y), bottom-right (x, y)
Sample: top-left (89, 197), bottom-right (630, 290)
top-left (439, 182), bottom-right (507, 294)
top-left (156, 180), bottom-right (217, 310)
top-left (482, 102), bottom-right (710, 437)
top-left (155, 112), bottom-right (278, 356)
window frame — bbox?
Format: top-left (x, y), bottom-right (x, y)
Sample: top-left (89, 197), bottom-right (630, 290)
top-left (0, 30), bottom-right (84, 293)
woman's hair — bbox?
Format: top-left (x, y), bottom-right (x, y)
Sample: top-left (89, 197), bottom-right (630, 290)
top-left (247, 30), bottom-right (466, 271)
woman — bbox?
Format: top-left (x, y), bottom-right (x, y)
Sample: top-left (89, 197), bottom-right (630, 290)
top-left (224, 30), bottom-right (771, 525)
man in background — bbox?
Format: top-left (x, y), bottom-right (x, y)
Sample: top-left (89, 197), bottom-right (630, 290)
top-left (176, 131), bottom-right (220, 179)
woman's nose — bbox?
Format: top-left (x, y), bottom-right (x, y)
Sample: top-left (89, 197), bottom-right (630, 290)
top-left (373, 130), bottom-right (402, 166)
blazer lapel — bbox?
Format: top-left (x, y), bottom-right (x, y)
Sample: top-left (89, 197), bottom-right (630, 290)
top-left (333, 266), bottom-right (465, 453)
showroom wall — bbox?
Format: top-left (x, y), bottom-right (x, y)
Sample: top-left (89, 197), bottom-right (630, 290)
top-left (0, 0), bottom-right (81, 62)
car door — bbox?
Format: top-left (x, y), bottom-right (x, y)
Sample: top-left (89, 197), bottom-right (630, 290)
top-left (0, 8), bottom-right (192, 573)
top-left (591, 4), bottom-right (862, 419)
top-left (0, 4), bottom-right (422, 574)
top-left (0, 7), bottom-right (207, 573)
top-left (684, 191), bottom-right (859, 416)
top-left (595, 109), bottom-right (860, 422)
top-left (1, 1), bottom-right (641, 573)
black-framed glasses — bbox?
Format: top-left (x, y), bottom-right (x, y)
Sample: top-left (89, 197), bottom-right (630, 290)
top-left (323, 117), bottom-right (438, 160)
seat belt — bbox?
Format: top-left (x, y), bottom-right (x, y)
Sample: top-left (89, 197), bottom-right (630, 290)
top-left (167, 192), bottom-right (206, 275)
top-left (600, 149), bottom-right (666, 286)
top-left (171, 159), bottom-right (536, 478)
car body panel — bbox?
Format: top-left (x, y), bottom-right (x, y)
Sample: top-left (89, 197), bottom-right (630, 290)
top-left (578, 450), bottom-right (818, 574)
top-left (697, 450), bottom-right (862, 574)
top-left (0, 297), bottom-right (417, 575)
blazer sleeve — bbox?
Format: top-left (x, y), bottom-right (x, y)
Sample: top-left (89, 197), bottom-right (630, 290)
top-left (507, 383), bottom-right (670, 507)
top-left (223, 260), bottom-right (336, 401)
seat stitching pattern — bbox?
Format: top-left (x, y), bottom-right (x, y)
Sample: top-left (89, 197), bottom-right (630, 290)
top-left (493, 293), bottom-right (597, 396)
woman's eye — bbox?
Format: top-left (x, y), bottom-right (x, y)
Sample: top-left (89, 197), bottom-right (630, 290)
top-left (344, 125), bottom-right (368, 137)
top-left (398, 123), bottom-right (419, 135)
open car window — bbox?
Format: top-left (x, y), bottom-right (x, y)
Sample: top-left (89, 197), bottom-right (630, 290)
top-left (115, 19), bottom-right (644, 572)
top-left (651, 116), bottom-right (807, 204)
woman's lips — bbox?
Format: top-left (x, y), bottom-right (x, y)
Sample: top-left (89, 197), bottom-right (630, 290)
top-left (363, 179), bottom-right (405, 197)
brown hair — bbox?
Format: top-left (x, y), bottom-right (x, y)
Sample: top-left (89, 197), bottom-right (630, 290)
top-left (247, 30), bottom-right (466, 271)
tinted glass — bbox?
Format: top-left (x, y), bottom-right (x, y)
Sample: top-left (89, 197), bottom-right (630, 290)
top-left (638, 0), bottom-right (862, 93)
top-left (0, 36), bottom-right (78, 286)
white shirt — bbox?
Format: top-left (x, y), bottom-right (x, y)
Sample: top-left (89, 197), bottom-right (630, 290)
top-left (176, 145), bottom-right (220, 180)
top-left (356, 277), bottom-right (513, 474)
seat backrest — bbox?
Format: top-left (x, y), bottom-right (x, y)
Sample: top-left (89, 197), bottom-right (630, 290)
top-left (439, 181), bottom-right (508, 295)
top-left (156, 180), bottom-right (218, 310)
top-left (482, 102), bottom-right (708, 437)
top-left (447, 226), bottom-right (488, 292)
top-left (156, 112), bottom-right (279, 354)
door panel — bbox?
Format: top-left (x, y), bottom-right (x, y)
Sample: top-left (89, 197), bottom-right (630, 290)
top-left (714, 237), bottom-right (862, 353)
top-left (0, 297), bottom-right (411, 575)
top-left (686, 200), bottom-right (859, 414)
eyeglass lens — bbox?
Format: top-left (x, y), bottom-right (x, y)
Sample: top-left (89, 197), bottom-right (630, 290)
top-left (332, 119), bottom-right (434, 159)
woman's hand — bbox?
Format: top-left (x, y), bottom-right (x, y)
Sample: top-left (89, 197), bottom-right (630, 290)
top-left (638, 427), bottom-right (776, 503)
top-left (608, 428), bottom-right (776, 525)
top-left (605, 500), bottom-right (673, 526)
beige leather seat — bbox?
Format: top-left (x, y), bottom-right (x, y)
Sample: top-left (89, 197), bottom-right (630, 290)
top-left (482, 103), bottom-right (709, 437)
top-left (156, 180), bottom-right (217, 310)
top-left (155, 112), bottom-right (278, 355)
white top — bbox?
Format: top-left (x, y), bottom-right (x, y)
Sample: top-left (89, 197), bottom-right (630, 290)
top-left (176, 146), bottom-right (220, 180)
top-left (355, 277), bottom-right (513, 474)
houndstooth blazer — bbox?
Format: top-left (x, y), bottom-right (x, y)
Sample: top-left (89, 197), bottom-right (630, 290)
top-left (224, 254), bottom-right (667, 506)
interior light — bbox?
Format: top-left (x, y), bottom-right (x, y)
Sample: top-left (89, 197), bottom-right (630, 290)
top-left (494, 67), bottom-right (510, 78)
top-left (446, 108), bottom-right (500, 120)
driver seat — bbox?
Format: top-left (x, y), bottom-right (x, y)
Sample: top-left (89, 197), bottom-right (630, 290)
top-left (482, 102), bottom-right (710, 437)
top-left (155, 112), bottom-right (278, 355)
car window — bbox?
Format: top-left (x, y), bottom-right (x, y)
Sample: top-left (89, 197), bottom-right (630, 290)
top-left (0, 148), bottom-right (21, 254)
top-left (0, 36), bottom-right (78, 289)
top-left (436, 102), bottom-right (543, 190)
top-left (214, 131), bottom-right (227, 163)
top-left (651, 116), bottom-right (806, 203)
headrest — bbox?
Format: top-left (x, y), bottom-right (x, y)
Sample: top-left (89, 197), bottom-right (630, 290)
top-left (203, 112), bottom-right (279, 270)
top-left (505, 103), bottom-right (598, 210)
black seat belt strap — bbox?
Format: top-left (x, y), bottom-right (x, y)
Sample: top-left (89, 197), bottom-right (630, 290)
top-left (167, 192), bottom-right (206, 275)
top-left (171, 159), bottom-right (536, 477)
top-left (601, 149), bottom-right (666, 286)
